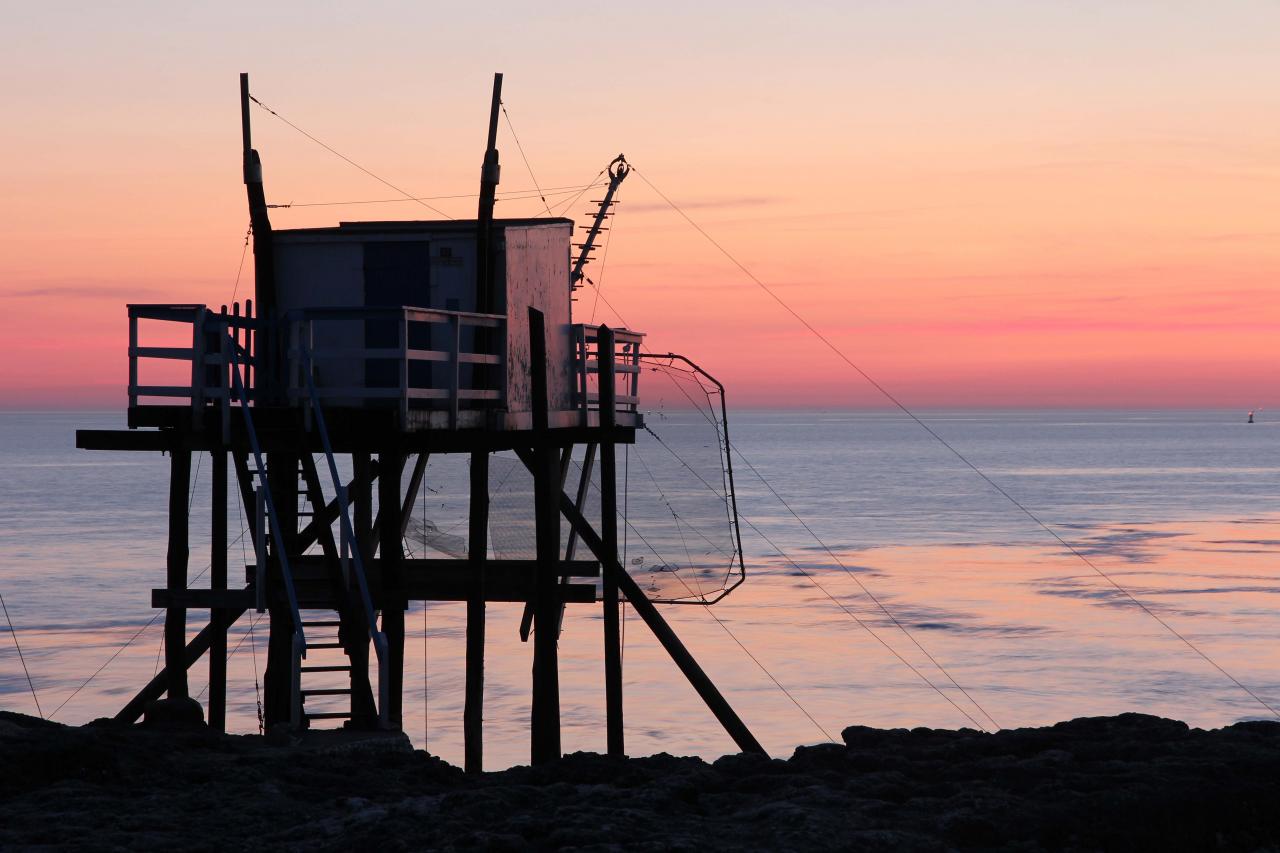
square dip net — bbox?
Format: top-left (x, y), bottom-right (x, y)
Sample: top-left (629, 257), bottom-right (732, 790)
top-left (403, 354), bottom-right (745, 605)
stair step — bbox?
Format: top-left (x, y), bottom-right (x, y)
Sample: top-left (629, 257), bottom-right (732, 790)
top-left (301, 688), bottom-right (352, 697)
top-left (301, 620), bottom-right (342, 627)
top-left (301, 665), bottom-right (351, 673)
top-left (309, 642), bottom-right (344, 649)
top-left (305, 712), bottom-right (352, 720)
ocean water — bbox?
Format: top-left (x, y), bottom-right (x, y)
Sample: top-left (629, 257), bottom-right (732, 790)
top-left (2, 408), bottom-right (1278, 769)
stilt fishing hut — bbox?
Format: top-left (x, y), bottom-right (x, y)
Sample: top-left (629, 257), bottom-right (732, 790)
top-left (76, 73), bottom-right (759, 768)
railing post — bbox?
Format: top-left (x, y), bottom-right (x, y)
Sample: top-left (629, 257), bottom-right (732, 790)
top-left (626, 339), bottom-right (638, 414)
top-left (498, 317), bottom-right (508, 411)
top-left (219, 315), bottom-right (231, 443)
top-left (230, 303), bottom-right (241, 403)
top-left (128, 310), bottom-right (139, 410)
top-left (190, 307), bottom-right (206, 430)
top-left (244, 298), bottom-right (254, 398)
top-left (400, 311), bottom-right (409, 430)
top-left (449, 314), bottom-right (461, 430)
top-left (577, 325), bottom-right (589, 425)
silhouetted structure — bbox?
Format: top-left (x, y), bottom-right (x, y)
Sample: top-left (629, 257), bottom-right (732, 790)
top-left (75, 73), bottom-right (762, 768)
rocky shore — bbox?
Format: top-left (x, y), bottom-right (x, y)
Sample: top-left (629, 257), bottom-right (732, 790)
top-left (3, 710), bottom-right (1279, 851)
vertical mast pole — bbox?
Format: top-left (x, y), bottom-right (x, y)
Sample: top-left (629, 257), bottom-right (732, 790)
top-left (475, 73), bottom-right (503, 315)
top-left (240, 73), bottom-right (276, 401)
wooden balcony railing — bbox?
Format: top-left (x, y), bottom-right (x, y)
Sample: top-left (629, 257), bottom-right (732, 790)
top-left (128, 302), bottom-right (257, 433)
top-left (127, 304), bottom-right (645, 432)
top-left (572, 323), bottom-right (643, 424)
top-left (285, 306), bottom-right (506, 430)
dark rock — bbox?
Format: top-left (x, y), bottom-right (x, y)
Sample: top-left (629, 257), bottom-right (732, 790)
top-left (3, 712), bottom-right (1280, 850)
top-left (142, 696), bottom-right (205, 729)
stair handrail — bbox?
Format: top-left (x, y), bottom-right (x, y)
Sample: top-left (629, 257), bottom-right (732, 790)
top-left (297, 332), bottom-right (391, 727)
top-left (224, 326), bottom-right (308, 727)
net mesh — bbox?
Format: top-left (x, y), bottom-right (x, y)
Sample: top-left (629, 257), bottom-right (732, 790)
top-left (403, 355), bottom-right (744, 605)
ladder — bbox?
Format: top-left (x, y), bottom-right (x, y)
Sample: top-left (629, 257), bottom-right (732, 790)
top-left (225, 326), bottom-right (389, 730)
top-left (296, 340), bottom-right (391, 728)
top-left (225, 333), bottom-right (307, 729)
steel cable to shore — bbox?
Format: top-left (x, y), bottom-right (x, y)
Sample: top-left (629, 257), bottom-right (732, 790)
top-left (571, 275), bottom-right (995, 728)
top-left (0, 590), bottom-right (43, 718)
top-left (638, 427), bottom-right (991, 732)
top-left (47, 524), bottom-right (252, 719)
top-left (630, 166), bottom-right (1280, 722)
top-left (619, 449), bottom-right (836, 743)
top-left (728, 446), bottom-right (1003, 732)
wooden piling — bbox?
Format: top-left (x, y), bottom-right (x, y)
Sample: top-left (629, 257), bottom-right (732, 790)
top-left (209, 448), bottom-right (228, 731)
top-left (598, 326), bottom-right (624, 756)
top-left (529, 308), bottom-right (562, 765)
top-left (379, 449), bottom-right (406, 729)
top-left (262, 452), bottom-right (298, 728)
top-left (164, 448), bottom-right (192, 701)
top-left (464, 450), bottom-right (489, 773)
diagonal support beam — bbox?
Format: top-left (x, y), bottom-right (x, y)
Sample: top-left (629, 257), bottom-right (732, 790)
top-left (400, 453), bottom-right (429, 538)
top-left (298, 461), bottom-right (379, 552)
top-left (371, 452), bottom-right (428, 554)
top-left (116, 601), bottom-right (249, 724)
top-left (514, 447), bottom-right (766, 756)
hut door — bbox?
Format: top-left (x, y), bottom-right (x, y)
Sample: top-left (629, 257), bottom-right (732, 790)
top-left (363, 241), bottom-right (432, 392)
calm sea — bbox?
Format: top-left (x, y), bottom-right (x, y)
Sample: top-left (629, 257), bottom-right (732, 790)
top-left (2, 409), bottom-right (1278, 769)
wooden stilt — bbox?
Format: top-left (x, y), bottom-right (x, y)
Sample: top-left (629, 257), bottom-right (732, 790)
top-left (598, 326), bottom-right (624, 756)
top-left (209, 448), bottom-right (228, 732)
top-left (379, 449), bottom-right (406, 729)
top-left (348, 452), bottom-right (375, 722)
top-left (164, 448), bottom-right (192, 702)
top-left (464, 450), bottom-right (489, 773)
top-left (262, 451), bottom-right (298, 728)
top-left (529, 308), bottom-right (562, 765)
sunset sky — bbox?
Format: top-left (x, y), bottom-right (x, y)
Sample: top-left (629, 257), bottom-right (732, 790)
top-left (3, 1), bottom-right (1278, 408)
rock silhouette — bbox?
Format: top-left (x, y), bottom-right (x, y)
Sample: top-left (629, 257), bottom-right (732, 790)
top-left (3, 711), bottom-right (1279, 850)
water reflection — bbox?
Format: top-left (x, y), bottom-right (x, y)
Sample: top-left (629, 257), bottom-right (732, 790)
top-left (3, 411), bottom-right (1280, 770)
